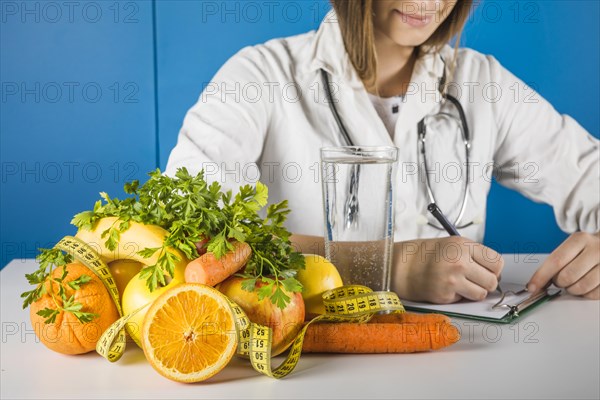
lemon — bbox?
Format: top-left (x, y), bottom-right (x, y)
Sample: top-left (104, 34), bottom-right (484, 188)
top-left (297, 254), bottom-right (343, 316)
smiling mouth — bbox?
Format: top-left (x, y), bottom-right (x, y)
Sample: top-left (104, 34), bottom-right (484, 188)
top-left (393, 9), bottom-right (432, 27)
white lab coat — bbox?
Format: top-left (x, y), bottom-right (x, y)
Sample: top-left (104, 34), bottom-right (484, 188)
top-left (166, 11), bottom-right (599, 242)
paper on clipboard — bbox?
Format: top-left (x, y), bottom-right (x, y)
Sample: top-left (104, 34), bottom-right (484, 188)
top-left (401, 282), bottom-right (562, 322)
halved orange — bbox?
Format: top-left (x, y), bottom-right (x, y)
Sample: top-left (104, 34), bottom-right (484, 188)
top-left (141, 283), bottom-right (237, 383)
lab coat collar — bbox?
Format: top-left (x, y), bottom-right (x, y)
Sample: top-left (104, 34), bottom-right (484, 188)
top-left (308, 10), bottom-right (363, 88)
top-left (309, 9), bottom-right (449, 144)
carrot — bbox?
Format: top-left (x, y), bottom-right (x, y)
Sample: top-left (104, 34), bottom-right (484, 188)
top-left (185, 241), bottom-right (252, 286)
top-left (302, 312), bottom-right (460, 353)
top-left (370, 312), bottom-right (451, 325)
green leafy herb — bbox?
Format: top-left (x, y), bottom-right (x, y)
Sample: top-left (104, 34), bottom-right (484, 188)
top-left (62, 295), bottom-right (98, 323)
top-left (68, 167), bottom-right (304, 308)
top-left (36, 307), bottom-right (60, 324)
top-left (20, 249), bottom-right (98, 324)
top-left (67, 274), bottom-right (92, 290)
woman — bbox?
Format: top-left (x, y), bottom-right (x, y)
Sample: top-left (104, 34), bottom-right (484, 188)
top-left (166, 0), bottom-right (599, 302)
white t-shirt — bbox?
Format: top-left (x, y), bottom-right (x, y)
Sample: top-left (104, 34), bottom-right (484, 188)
top-left (367, 93), bottom-right (404, 138)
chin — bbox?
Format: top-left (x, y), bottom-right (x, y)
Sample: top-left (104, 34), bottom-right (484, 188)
top-left (391, 31), bottom-right (432, 47)
top-left (378, 26), bottom-right (432, 48)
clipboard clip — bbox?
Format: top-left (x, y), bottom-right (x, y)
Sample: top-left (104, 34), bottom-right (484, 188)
top-left (492, 288), bottom-right (561, 317)
top-left (492, 288), bottom-right (528, 316)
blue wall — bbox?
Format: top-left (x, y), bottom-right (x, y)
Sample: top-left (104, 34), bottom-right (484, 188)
top-left (1, 0), bottom-right (598, 266)
top-left (1, 0), bottom-right (157, 266)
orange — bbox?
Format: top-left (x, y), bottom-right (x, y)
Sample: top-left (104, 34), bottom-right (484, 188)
top-left (141, 283), bottom-right (237, 383)
top-left (122, 263), bottom-right (186, 347)
top-left (29, 262), bottom-right (120, 355)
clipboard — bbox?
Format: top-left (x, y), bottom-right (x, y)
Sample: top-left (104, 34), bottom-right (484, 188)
top-left (400, 283), bottom-right (562, 323)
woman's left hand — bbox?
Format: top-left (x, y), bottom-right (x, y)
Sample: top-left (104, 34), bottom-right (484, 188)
top-left (527, 232), bottom-right (600, 299)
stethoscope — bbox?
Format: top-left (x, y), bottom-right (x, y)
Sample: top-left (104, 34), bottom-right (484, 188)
top-left (320, 58), bottom-right (475, 231)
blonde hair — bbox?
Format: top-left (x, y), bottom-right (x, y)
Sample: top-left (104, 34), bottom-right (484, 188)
top-left (330, 0), bottom-right (474, 89)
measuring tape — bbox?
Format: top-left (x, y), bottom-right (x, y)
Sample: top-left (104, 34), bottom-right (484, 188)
top-left (234, 285), bottom-right (405, 378)
top-left (54, 235), bottom-right (405, 378)
top-left (54, 236), bottom-right (128, 362)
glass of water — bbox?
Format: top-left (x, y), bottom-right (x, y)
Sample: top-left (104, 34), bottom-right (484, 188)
top-left (320, 146), bottom-right (399, 291)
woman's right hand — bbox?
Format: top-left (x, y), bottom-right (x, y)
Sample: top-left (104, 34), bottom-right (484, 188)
top-left (392, 237), bottom-right (504, 304)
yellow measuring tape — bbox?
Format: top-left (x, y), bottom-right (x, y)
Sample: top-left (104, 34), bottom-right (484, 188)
top-left (54, 236), bottom-right (128, 362)
top-left (236, 285), bottom-right (405, 378)
top-left (54, 235), bottom-right (405, 378)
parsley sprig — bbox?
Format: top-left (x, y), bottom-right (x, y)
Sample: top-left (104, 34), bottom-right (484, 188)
top-left (21, 249), bottom-right (98, 324)
top-left (69, 168), bottom-right (304, 308)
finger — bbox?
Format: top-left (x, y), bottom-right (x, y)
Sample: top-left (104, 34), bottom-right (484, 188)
top-left (470, 244), bottom-right (504, 277)
top-left (554, 248), bottom-right (600, 288)
top-left (527, 236), bottom-right (585, 293)
top-left (583, 285), bottom-right (600, 300)
top-left (566, 265), bottom-right (600, 296)
top-left (434, 292), bottom-right (462, 305)
top-left (464, 262), bottom-right (499, 293)
top-left (456, 278), bottom-right (488, 302)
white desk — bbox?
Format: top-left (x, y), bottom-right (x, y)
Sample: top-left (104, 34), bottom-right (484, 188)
top-left (1, 255), bottom-right (599, 399)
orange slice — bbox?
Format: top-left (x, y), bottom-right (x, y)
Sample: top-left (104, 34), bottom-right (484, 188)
top-left (141, 283), bottom-right (237, 383)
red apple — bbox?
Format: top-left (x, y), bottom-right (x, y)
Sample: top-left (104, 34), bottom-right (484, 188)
top-left (217, 276), bottom-right (305, 356)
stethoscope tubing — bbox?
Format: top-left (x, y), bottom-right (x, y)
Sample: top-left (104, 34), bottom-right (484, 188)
top-left (320, 63), bottom-right (473, 231)
top-left (321, 69), bottom-right (354, 147)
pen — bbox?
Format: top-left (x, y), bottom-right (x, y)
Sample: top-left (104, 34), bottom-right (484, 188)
top-left (427, 203), bottom-right (460, 236)
top-left (427, 203), bottom-right (509, 295)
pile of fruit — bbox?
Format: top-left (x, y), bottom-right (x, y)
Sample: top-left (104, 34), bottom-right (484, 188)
top-left (21, 168), bottom-right (460, 383)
